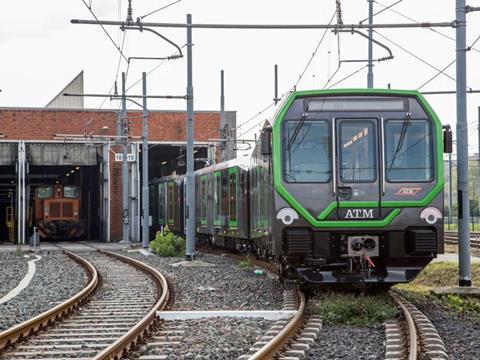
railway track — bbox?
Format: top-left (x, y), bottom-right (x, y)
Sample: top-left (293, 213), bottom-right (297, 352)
top-left (387, 291), bottom-right (447, 360)
top-left (445, 231), bottom-right (480, 248)
top-left (0, 248), bottom-right (169, 360)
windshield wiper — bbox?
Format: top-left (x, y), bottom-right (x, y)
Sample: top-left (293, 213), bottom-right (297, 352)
top-left (287, 112), bottom-right (308, 150)
top-left (387, 112), bottom-right (411, 174)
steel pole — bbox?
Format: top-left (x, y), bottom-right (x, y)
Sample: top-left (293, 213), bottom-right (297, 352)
top-left (121, 72), bottom-right (130, 244)
top-left (142, 72), bottom-right (150, 248)
top-left (478, 107), bottom-right (480, 230)
top-left (456, 0), bottom-right (471, 286)
top-left (367, 0), bottom-right (374, 88)
top-left (449, 153), bottom-right (453, 230)
top-left (274, 64), bottom-right (279, 105)
top-left (220, 70), bottom-right (226, 162)
top-left (185, 14), bottom-right (196, 260)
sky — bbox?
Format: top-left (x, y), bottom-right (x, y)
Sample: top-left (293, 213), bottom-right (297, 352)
top-left (1, 0), bottom-right (480, 152)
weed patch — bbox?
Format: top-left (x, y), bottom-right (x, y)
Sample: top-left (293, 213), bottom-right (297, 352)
top-left (312, 292), bottom-right (398, 326)
top-left (150, 227), bottom-right (185, 257)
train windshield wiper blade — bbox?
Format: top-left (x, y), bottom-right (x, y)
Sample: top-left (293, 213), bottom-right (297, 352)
top-left (387, 112), bottom-right (411, 174)
top-left (287, 113), bottom-right (308, 151)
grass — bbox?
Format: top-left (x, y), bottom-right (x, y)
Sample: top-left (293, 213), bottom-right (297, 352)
top-left (395, 261), bottom-right (480, 315)
top-left (311, 292), bottom-right (398, 326)
top-left (238, 259), bottom-right (254, 268)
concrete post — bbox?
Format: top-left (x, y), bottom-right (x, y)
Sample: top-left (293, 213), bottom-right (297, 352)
top-left (121, 72), bottom-right (130, 244)
top-left (367, 0), bottom-right (374, 88)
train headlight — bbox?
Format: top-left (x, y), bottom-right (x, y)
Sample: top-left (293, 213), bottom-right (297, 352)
top-left (277, 208), bottom-right (299, 225)
top-left (420, 207), bottom-right (442, 225)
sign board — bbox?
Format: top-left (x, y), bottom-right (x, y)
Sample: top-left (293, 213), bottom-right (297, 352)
top-left (114, 153), bottom-right (136, 162)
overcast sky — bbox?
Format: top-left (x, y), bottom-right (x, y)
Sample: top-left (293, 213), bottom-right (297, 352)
top-left (1, 0), bottom-right (480, 150)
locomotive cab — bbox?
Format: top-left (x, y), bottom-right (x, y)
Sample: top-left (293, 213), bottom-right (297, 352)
top-left (35, 185), bottom-right (85, 239)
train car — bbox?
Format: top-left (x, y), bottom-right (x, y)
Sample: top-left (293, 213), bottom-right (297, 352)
top-left (35, 184), bottom-right (85, 239)
top-left (254, 88), bottom-right (451, 283)
top-left (150, 175), bottom-right (184, 235)
top-left (195, 158), bottom-right (250, 248)
top-left (150, 88), bottom-right (451, 285)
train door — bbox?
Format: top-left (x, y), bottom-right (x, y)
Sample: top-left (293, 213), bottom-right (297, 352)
top-left (334, 119), bottom-right (381, 220)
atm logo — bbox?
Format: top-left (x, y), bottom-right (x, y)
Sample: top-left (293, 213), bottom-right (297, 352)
top-left (396, 187), bottom-right (422, 196)
top-left (345, 209), bottom-right (374, 219)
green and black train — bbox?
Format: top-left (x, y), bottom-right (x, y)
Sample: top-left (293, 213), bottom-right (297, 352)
top-left (150, 89), bottom-right (452, 284)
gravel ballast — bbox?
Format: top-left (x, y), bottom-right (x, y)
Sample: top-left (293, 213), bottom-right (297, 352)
top-left (137, 317), bottom-right (274, 359)
top-left (409, 299), bottom-right (480, 359)
top-left (0, 253), bottom-right (29, 299)
top-left (304, 324), bottom-right (385, 359)
top-left (122, 250), bottom-right (290, 310)
top-left (0, 253), bottom-right (88, 331)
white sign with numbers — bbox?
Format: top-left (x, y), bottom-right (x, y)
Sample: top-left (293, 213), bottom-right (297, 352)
top-left (114, 153), bottom-right (123, 162)
top-left (127, 153), bottom-right (136, 162)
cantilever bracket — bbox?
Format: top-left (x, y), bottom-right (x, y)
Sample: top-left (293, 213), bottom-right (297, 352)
top-left (335, 29), bottom-right (394, 63)
top-left (120, 25), bottom-right (183, 60)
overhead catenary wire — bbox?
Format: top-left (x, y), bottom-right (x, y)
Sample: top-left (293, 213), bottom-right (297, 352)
top-left (138, 0), bottom-right (183, 21)
top-left (374, 0), bottom-right (480, 54)
top-left (373, 30), bottom-right (456, 83)
top-left (80, 0), bottom-right (129, 62)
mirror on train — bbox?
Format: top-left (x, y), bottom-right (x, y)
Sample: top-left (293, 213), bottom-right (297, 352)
top-left (443, 125), bottom-right (453, 153)
top-left (261, 127), bottom-right (272, 156)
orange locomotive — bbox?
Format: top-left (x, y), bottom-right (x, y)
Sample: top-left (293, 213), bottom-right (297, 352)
top-left (35, 185), bottom-right (85, 239)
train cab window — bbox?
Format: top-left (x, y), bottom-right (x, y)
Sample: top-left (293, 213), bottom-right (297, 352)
top-left (385, 119), bottom-right (433, 182)
top-left (229, 169), bottom-right (237, 225)
top-left (37, 186), bottom-right (54, 199)
top-left (284, 120), bottom-right (331, 182)
top-left (63, 186), bottom-right (80, 199)
top-left (339, 121), bottom-right (377, 182)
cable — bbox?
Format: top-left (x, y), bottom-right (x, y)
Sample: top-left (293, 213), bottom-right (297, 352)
top-left (373, 30), bottom-right (456, 83)
top-left (80, 0), bottom-right (129, 62)
top-left (327, 65), bottom-right (368, 89)
top-left (359, 0), bottom-right (404, 24)
top-left (139, 0), bottom-right (183, 20)
top-left (374, 0), bottom-right (480, 54)
top-left (416, 60), bottom-right (455, 90)
top-left (293, 10), bottom-right (336, 89)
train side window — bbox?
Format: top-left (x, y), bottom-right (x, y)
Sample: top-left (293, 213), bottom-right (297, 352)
top-left (221, 172), bottom-right (228, 222)
top-left (214, 172), bottom-right (221, 226)
top-left (200, 176), bottom-right (207, 224)
top-left (228, 168), bottom-right (237, 226)
top-left (159, 183), bottom-right (165, 225)
top-left (385, 119), bottom-right (433, 182)
top-left (168, 182), bottom-right (174, 224)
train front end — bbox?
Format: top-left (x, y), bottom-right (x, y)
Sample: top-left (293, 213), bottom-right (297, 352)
top-left (269, 89), bottom-right (449, 284)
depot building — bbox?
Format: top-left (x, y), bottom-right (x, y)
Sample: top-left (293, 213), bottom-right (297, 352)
top-left (0, 72), bottom-right (236, 244)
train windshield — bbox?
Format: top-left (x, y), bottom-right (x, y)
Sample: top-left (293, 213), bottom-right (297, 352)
top-left (63, 186), bottom-right (80, 198)
top-left (37, 186), bottom-right (54, 199)
top-left (339, 121), bottom-right (377, 182)
top-left (385, 119), bottom-right (433, 182)
top-left (283, 120), bottom-right (331, 182)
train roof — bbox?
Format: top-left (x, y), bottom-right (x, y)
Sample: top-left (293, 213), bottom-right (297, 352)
top-left (194, 156), bottom-right (250, 176)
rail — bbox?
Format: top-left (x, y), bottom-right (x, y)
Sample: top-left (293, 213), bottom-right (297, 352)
top-left (94, 249), bottom-right (170, 360)
top-left (0, 250), bottom-right (99, 351)
top-left (389, 291), bottom-right (418, 360)
top-left (249, 287), bottom-right (306, 360)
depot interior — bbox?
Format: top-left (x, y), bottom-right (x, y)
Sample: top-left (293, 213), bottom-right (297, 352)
top-left (0, 142), bottom-right (210, 243)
